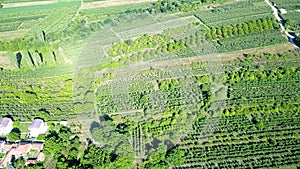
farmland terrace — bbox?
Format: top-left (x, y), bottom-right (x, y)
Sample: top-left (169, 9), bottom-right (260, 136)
top-left (0, 0), bottom-right (299, 168)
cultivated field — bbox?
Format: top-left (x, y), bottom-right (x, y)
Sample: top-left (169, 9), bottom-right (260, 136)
top-left (0, 0), bottom-right (299, 168)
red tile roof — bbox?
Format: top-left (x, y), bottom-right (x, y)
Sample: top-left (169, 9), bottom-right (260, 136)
top-left (26, 159), bottom-right (37, 166)
top-left (14, 144), bottom-right (31, 154)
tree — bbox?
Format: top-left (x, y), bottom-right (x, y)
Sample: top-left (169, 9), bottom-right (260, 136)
top-left (242, 23), bottom-right (249, 34)
top-left (237, 23), bottom-right (244, 35)
top-left (13, 157), bottom-right (25, 169)
top-left (165, 147), bottom-right (185, 166)
top-left (81, 144), bottom-right (111, 168)
top-left (232, 24), bottom-right (238, 36)
top-left (8, 128), bottom-right (21, 141)
top-left (211, 27), bottom-right (217, 39)
top-left (222, 26), bottom-right (228, 38)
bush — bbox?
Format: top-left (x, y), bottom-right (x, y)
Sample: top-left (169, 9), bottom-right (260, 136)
top-left (8, 128), bottom-right (21, 141)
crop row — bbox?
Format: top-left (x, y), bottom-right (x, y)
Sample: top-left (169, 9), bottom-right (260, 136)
top-left (194, 0), bottom-right (271, 27)
top-left (0, 101), bottom-right (75, 121)
top-left (215, 29), bottom-right (287, 52)
top-left (0, 21), bottom-right (21, 32)
top-left (177, 108), bottom-right (300, 168)
top-left (272, 0), bottom-right (300, 10)
top-left (229, 82), bottom-right (300, 99)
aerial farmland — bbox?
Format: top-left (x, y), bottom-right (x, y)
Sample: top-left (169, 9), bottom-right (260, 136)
top-left (0, 0), bottom-right (299, 168)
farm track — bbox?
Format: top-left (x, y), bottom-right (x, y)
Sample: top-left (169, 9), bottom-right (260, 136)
top-left (110, 43), bottom-right (294, 77)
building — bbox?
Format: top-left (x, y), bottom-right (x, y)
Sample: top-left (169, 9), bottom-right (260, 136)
top-left (14, 143), bottom-right (31, 156)
top-left (0, 141), bottom-right (5, 150)
top-left (0, 141), bottom-right (45, 168)
top-left (59, 120), bottom-right (68, 126)
top-left (25, 159), bottom-right (37, 166)
top-left (0, 118), bottom-right (13, 136)
top-left (279, 8), bottom-right (287, 14)
top-left (31, 142), bottom-right (43, 151)
top-left (0, 148), bottom-right (15, 168)
top-left (28, 119), bottom-right (48, 138)
top-left (37, 152), bottom-right (45, 161)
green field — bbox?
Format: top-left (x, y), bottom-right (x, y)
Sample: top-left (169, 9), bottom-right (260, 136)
top-left (0, 0), bottom-right (299, 168)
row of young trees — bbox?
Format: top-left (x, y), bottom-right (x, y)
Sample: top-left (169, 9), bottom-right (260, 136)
top-left (204, 17), bottom-right (279, 40)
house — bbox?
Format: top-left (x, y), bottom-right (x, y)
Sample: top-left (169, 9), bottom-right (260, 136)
top-left (14, 143), bottom-right (31, 156)
top-left (279, 8), bottom-right (287, 14)
top-left (0, 118), bottom-right (13, 136)
top-left (0, 148), bottom-right (15, 168)
top-left (0, 141), bottom-right (5, 150)
top-left (25, 159), bottom-right (37, 166)
top-left (59, 120), bottom-right (68, 126)
top-left (1, 143), bottom-right (13, 153)
top-left (37, 152), bottom-right (45, 161)
top-left (0, 141), bottom-right (45, 168)
top-left (31, 142), bottom-right (43, 151)
top-left (28, 119), bottom-right (48, 138)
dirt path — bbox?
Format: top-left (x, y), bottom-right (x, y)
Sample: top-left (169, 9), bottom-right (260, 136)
top-left (2, 0), bottom-right (55, 8)
top-left (58, 47), bottom-right (72, 64)
top-left (111, 43), bottom-right (294, 77)
top-left (81, 0), bottom-right (157, 9)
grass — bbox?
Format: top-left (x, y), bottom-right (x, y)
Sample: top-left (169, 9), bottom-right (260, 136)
top-left (18, 123), bottom-right (30, 133)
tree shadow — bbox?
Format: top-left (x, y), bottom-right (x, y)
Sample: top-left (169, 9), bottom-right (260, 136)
top-left (89, 121), bottom-right (101, 133)
top-left (16, 52), bottom-right (22, 68)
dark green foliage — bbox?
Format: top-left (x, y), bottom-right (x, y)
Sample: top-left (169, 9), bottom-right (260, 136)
top-left (7, 128), bottom-right (21, 141)
top-left (80, 144), bottom-right (111, 168)
top-left (13, 157), bottom-right (25, 169)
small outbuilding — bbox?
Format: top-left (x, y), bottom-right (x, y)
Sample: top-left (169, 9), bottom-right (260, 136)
top-left (0, 117), bottom-right (13, 136)
top-left (279, 8), bottom-right (287, 14)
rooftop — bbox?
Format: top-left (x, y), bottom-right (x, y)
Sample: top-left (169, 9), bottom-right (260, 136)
top-left (14, 143), bottom-right (31, 154)
top-left (29, 119), bottom-right (44, 129)
top-left (0, 118), bottom-right (12, 128)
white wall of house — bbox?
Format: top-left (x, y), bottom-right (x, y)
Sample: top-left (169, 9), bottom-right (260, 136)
top-left (0, 120), bottom-right (13, 136)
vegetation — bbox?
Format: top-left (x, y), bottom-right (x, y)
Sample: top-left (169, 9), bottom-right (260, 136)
top-left (0, 0), bottom-right (299, 168)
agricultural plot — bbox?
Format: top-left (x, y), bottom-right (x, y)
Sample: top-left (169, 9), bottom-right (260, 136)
top-left (280, 11), bottom-right (300, 34)
top-left (0, 0), bottom-right (299, 168)
top-left (272, 0), bottom-right (300, 10)
top-left (0, 74), bottom-right (75, 121)
top-left (93, 45), bottom-right (300, 167)
top-left (194, 0), bottom-right (273, 27)
top-left (174, 52), bottom-right (300, 169)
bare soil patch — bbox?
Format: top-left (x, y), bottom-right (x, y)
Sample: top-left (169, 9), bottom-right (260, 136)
top-left (0, 51), bottom-right (14, 70)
